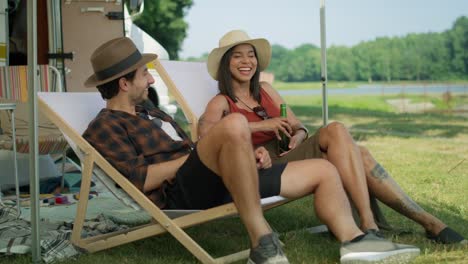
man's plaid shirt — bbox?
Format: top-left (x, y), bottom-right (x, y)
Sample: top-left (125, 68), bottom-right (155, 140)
top-left (83, 106), bottom-right (194, 208)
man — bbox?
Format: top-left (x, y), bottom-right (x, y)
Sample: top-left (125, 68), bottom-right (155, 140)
top-left (82, 37), bottom-right (419, 264)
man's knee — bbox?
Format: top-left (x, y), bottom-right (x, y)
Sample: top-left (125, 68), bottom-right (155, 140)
top-left (319, 121), bottom-right (352, 146)
top-left (326, 121), bottom-right (349, 137)
top-left (217, 113), bottom-right (250, 143)
top-left (359, 146), bottom-right (376, 172)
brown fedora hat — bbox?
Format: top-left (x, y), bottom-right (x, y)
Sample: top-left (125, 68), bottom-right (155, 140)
top-left (84, 37), bottom-right (157, 88)
top-left (207, 30), bottom-right (271, 80)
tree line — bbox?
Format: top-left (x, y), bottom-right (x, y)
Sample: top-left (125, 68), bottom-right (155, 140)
top-left (269, 16), bottom-right (467, 82)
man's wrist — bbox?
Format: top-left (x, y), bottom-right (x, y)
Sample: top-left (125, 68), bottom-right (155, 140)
top-left (295, 124), bottom-right (309, 139)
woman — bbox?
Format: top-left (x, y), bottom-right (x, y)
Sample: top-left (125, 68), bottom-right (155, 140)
top-left (198, 29), bottom-right (466, 244)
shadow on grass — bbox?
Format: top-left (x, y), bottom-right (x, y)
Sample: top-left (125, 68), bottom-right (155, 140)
top-left (291, 104), bottom-right (467, 139)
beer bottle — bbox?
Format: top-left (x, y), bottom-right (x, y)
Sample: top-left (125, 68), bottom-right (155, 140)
top-left (277, 103), bottom-right (290, 154)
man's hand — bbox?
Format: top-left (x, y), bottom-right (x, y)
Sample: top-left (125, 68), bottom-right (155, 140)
top-left (254, 146), bottom-right (272, 169)
top-left (257, 117), bottom-right (293, 140)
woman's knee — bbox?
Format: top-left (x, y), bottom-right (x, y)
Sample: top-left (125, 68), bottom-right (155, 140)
top-left (307, 159), bottom-right (341, 184)
top-left (217, 113), bottom-right (250, 142)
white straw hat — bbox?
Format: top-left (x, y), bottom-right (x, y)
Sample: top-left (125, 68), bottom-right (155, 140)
top-left (207, 30), bottom-right (271, 80)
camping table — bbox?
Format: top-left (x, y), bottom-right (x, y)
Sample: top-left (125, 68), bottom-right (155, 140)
top-left (0, 102), bottom-right (20, 214)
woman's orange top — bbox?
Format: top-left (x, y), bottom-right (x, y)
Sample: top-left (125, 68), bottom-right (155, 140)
top-left (223, 88), bottom-right (279, 146)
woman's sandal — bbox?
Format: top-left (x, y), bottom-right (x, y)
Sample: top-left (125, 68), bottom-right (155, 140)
top-left (426, 227), bottom-right (467, 244)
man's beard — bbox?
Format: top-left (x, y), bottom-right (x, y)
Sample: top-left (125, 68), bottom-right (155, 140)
top-left (133, 92), bottom-right (147, 105)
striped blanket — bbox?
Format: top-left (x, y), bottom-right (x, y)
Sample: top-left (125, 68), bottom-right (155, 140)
top-left (0, 205), bottom-right (129, 263)
top-left (0, 65), bottom-right (51, 101)
top-left (0, 65), bottom-right (68, 154)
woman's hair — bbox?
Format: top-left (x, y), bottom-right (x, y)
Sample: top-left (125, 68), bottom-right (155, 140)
top-left (217, 45), bottom-right (261, 103)
top-left (96, 70), bottom-right (137, 99)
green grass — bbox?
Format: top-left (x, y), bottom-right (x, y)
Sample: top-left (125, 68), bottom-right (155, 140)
top-left (283, 94), bottom-right (468, 143)
top-left (4, 94), bottom-right (467, 264)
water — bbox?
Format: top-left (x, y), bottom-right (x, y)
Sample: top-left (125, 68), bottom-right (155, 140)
top-left (279, 84), bottom-right (468, 96)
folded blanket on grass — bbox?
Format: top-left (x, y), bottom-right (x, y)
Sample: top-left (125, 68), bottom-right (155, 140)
top-left (0, 205), bottom-right (128, 263)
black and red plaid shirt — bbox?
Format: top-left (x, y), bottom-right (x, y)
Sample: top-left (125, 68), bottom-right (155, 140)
top-left (83, 106), bottom-right (194, 208)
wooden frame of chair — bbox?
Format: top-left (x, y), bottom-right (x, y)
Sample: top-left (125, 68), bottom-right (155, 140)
top-left (38, 91), bottom-right (289, 264)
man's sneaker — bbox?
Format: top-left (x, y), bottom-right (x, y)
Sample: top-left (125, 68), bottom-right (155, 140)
top-left (247, 233), bottom-right (290, 264)
top-left (365, 229), bottom-right (385, 239)
top-left (340, 232), bottom-right (420, 264)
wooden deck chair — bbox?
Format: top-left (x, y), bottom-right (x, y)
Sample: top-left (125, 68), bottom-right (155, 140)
top-left (153, 60), bottom-right (392, 231)
top-left (38, 91), bottom-right (290, 264)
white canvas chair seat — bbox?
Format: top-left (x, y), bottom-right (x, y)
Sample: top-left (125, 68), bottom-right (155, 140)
top-left (38, 91), bottom-right (289, 263)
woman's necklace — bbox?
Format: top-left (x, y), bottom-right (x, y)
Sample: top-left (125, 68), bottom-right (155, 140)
top-left (236, 96), bottom-right (259, 112)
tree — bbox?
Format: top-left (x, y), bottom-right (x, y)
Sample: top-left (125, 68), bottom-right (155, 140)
top-left (328, 45), bottom-right (356, 81)
top-left (134, 0), bottom-right (193, 59)
top-left (352, 43), bottom-right (373, 82)
top-left (269, 44), bottom-right (321, 82)
top-left (269, 44), bottom-right (288, 81)
top-left (447, 16), bottom-right (468, 78)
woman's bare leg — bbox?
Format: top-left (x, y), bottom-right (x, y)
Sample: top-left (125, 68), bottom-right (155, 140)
top-left (197, 113), bottom-right (270, 246)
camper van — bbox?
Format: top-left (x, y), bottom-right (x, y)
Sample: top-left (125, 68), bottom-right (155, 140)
top-left (0, 0), bottom-right (175, 190)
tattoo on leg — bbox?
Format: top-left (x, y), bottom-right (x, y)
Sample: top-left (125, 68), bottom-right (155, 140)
top-left (394, 196), bottom-right (424, 214)
top-left (370, 163), bottom-right (390, 181)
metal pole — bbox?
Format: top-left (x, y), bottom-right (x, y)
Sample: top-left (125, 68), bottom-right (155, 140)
top-left (27, 0), bottom-right (41, 262)
top-left (3, 3), bottom-right (10, 98)
top-left (320, 0), bottom-right (328, 126)
top-left (11, 109), bottom-right (20, 215)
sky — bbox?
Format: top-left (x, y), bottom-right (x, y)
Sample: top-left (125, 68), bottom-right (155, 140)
top-left (179, 0), bottom-right (468, 58)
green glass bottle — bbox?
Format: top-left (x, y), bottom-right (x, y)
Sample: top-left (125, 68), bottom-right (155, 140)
top-left (277, 103), bottom-right (290, 154)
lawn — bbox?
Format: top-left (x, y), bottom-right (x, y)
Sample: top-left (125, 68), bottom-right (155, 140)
top-left (3, 94), bottom-right (467, 264)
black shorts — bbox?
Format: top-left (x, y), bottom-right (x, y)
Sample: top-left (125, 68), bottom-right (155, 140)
top-left (165, 147), bottom-right (286, 210)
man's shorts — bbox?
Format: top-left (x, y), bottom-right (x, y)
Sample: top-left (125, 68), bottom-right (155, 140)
top-left (261, 128), bottom-right (323, 164)
top-left (165, 147), bottom-right (287, 210)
